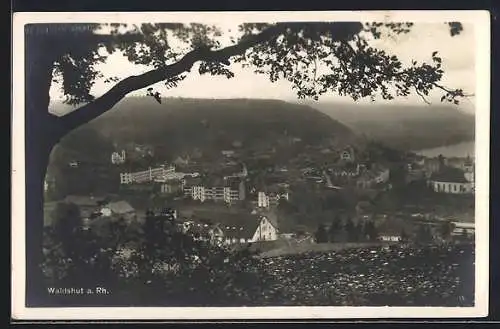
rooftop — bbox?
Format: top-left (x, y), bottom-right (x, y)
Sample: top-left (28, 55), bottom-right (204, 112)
top-left (191, 210), bottom-right (265, 239)
top-left (107, 201), bottom-right (135, 214)
top-left (64, 195), bottom-right (106, 207)
top-left (430, 166), bottom-right (468, 183)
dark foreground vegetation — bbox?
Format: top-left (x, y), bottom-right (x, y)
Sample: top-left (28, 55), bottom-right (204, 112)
top-left (41, 208), bottom-right (474, 307)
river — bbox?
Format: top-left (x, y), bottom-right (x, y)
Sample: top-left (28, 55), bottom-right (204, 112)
top-left (416, 141), bottom-right (475, 158)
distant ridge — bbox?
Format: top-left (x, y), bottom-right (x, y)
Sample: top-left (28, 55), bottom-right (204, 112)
top-left (52, 97), bottom-right (360, 160)
top-left (305, 101), bottom-right (475, 151)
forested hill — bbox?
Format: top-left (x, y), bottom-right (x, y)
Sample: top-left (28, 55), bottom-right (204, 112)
top-left (52, 97), bottom-right (359, 158)
top-left (306, 102), bottom-right (475, 151)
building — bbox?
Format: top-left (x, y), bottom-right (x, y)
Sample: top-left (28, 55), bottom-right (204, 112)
top-left (100, 200), bottom-right (137, 224)
top-left (44, 175), bottom-right (56, 193)
top-left (222, 163), bottom-right (248, 180)
top-left (428, 167), bottom-right (474, 194)
top-left (159, 179), bottom-right (185, 194)
top-left (329, 163), bottom-right (366, 178)
top-left (257, 191), bottom-right (290, 208)
top-left (61, 195), bottom-right (109, 228)
top-left (375, 217), bottom-right (413, 242)
top-left (406, 163), bottom-right (427, 183)
top-left (221, 150), bottom-right (235, 157)
top-left (184, 211), bottom-right (279, 245)
top-left (356, 167), bottom-right (390, 189)
top-left (125, 143), bottom-right (154, 159)
top-left (173, 156), bottom-right (189, 167)
top-left (111, 150), bottom-right (126, 165)
top-left (423, 157), bottom-right (443, 176)
top-left (445, 155), bottom-right (475, 172)
top-left (339, 146), bottom-right (355, 162)
top-left (463, 156), bottom-right (475, 173)
top-left (184, 177), bottom-right (246, 204)
top-left (68, 160), bottom-right (79, 168)
top-left (120, 164), bottom-right (176, 184)
top-left (452, 222), bottom-right (475, 237)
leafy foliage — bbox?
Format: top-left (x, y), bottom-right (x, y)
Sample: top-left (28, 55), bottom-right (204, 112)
top-left (35, 21), bottom-right (469, 108)
top-left (42, 207), bottom-right (267, 305)
top-left (439, 220), bottom-right (456, 240)
top-left (314, 224), bottom-right (329, 243)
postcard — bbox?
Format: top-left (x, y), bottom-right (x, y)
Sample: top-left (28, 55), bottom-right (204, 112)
top-left (11, 10), bottom-right (490, 320)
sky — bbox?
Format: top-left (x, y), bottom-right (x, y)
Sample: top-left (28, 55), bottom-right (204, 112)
top-left (49, 21), bottom-right (477, 114)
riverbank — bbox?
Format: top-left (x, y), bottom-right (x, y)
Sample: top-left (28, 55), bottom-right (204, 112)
top-left (415, 140), bottom-right (475, 158)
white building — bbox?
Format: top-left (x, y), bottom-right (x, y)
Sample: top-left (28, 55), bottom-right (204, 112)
top-left (100, 200), bottom-right (137, 224)
top-left (257, 191), bottom-right (290, 208)
top-left (159, 180), bottom-right (185, 194)
top-left (192, 185), bottom-right (206, 202)
top-left (380, 235), bottom-right (401, 242)
top-left (428, 167), bottom-right (474, 194)
top-left (430, 181), bottom-right (474, 194)
top-left (250, 216), bottom-right (279, 242)
top-left (120, 164), bottom-right (176, 185)
top-left (452, 222), bottom-right (475, 236)
top-left (185, 214), bottom-right (279, 245)
top-left (120, 173), bottom-right (133, 184)
top-left (374, 168), bottom-right (390, 184)
top-left (111, 150), bottom-right (126, 165)
top-left (184, 178), bottom-right (245, 204)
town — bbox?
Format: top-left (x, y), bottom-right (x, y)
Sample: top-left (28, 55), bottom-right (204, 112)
top-left (44, 139), bottom-right (475, 253)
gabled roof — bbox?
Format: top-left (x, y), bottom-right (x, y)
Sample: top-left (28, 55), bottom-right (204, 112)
top-left (430, 166), bottom-right (468, 183)
top-left (64, 195), bottom-right (106, 207)
top-left (191, 210), bottom-right (265, 240)
top-left (108, 201), bottom-right (135, 214)
top-left (184, 176), bottom-right (203, 186)
top-left (258, 211), bottom-right (279, 229)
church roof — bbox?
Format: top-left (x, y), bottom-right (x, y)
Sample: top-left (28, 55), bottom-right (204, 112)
top-left (430, 166), bottom-right (468, 183)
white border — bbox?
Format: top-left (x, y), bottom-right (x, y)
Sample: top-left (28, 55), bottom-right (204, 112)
top-left (11, 10), bottom-right (490, 320)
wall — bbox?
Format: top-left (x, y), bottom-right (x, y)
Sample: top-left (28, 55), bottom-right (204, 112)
top-left (431, 181), bottom-right (473, 194)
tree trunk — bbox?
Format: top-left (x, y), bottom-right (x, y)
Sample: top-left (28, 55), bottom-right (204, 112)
top-left (25, 131), bottom-right (54, 306)
top-left (24, 30), bottom-right (61, 306)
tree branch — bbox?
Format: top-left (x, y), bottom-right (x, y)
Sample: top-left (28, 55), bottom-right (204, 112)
top-left (414, 87), bottom-right (431, 105)
top-left (432, 82), bottom-right (475, 98)
top-left (57, 24), bottom-right (287, 135)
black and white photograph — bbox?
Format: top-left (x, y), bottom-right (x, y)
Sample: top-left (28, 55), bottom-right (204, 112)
top-left (12, 11), bottom-right (490, 320)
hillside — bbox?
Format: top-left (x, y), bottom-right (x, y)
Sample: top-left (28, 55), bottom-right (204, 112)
top-left (306, 102), bottom-right (475, 151)
top-left (53, 97), bottom-right (359, 159)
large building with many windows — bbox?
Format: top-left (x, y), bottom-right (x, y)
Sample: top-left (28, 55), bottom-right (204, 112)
top-left (184, 177), bottom-right (245, 204)
top-left (120, 164), bottom-right (175, 184)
